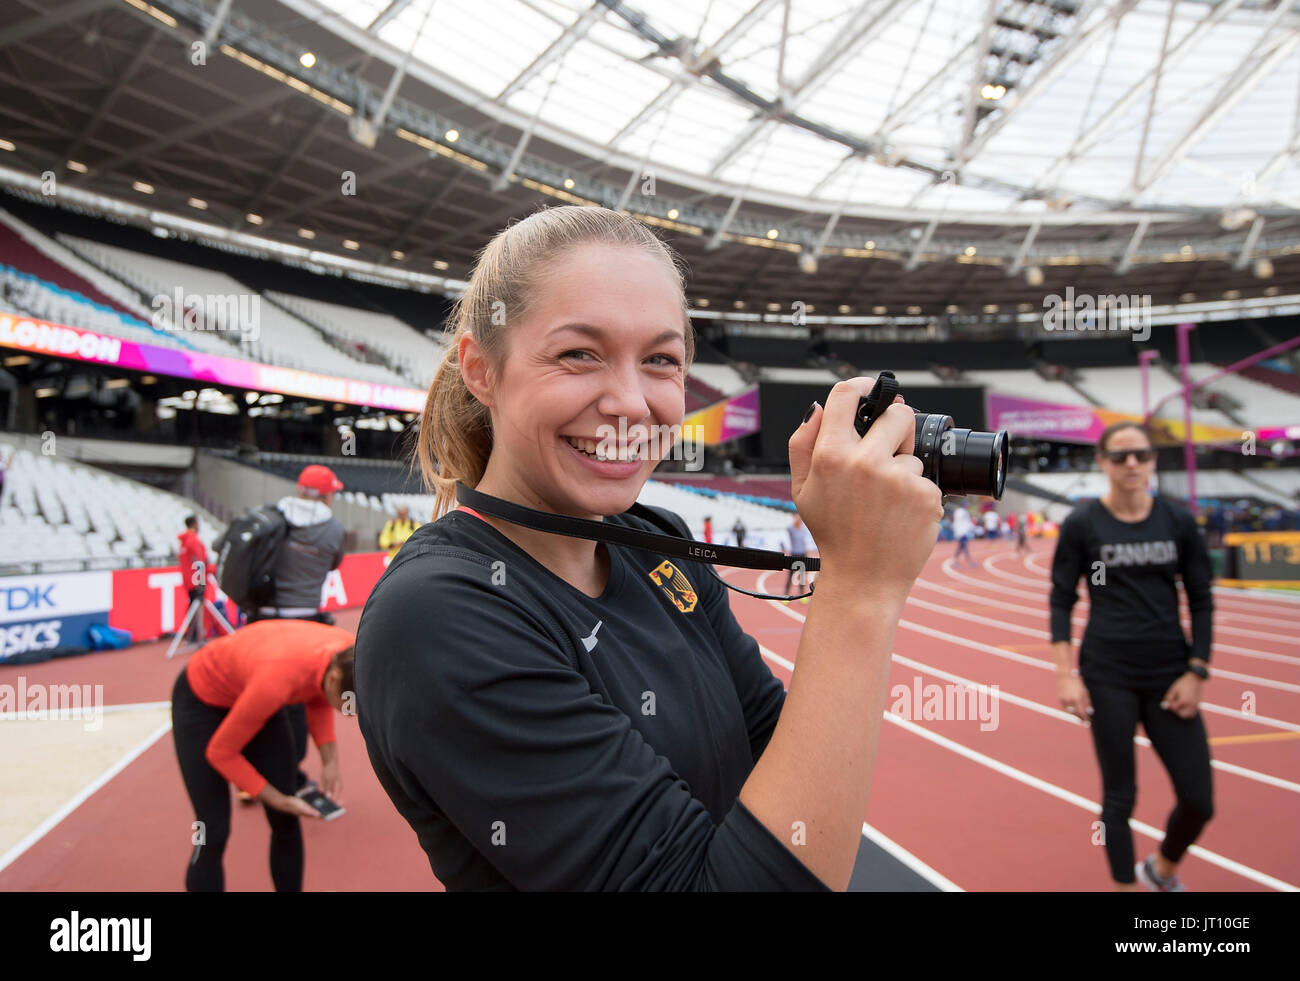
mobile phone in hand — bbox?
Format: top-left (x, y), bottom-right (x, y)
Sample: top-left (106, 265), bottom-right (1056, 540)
top-left (296, 786), bottom-right (345, 821)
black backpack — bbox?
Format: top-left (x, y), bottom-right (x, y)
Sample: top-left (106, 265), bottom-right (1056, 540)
top-left (214, 505), bottom-right (288, 612)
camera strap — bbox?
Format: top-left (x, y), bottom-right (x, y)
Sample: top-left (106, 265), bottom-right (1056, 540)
top-left (455, 482), bottom-right (821, 601)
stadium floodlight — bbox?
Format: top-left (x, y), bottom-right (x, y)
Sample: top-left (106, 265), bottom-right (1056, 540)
top-left (1220, 208), bottom-right (1257, 231)
top-left (348, 116), bottom-right (379, 150)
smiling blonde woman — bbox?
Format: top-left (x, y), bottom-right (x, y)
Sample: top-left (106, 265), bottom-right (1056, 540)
top-left (354, 205), bottom-right (942, 891)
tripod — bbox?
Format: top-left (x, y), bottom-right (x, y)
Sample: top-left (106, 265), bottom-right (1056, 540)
top-left (165, 593), bottom-right (236, 659)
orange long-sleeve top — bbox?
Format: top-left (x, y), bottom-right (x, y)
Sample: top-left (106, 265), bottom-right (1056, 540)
top-left (185, 619), bottom-right (354, 796)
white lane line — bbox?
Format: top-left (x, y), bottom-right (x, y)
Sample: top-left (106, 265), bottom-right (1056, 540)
top-left (897, 617), bottom-right (1300, 733)
top-left (913, 574), bottom-right (1300, 668)
top-left (892, 651), bottom-right (1300, 796)
top-left (756, 645), bottom-right (963, 893)
top-left (0, 701), bottom-right (175, 723)
top-left (765, 583), bottom-right (1297, 890)
top-left (905, 595), bottom-right (1300, 695)
top-left (104, 701), bottom-right (171, 714)
top-left (990, 553), bottom-right (1300, 630)
top-left (988, 554), bottom-right (1300, 630)
top-left (1028, 549), bottom-right (1300, 613)
top-left (762, 596), bottom-right (1300, 796)
top-left (860, 822), bottom-right (964, 893)
top-left (947, 560), bottom-right (1298, 645)
top-left (884, 710), bottom-right (1298, 892)
top-left (0, 719), bottom-right (172, 876)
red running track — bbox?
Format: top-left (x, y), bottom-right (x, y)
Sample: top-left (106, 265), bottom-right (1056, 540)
top-left (1, 539), bottom-right (1296, 891)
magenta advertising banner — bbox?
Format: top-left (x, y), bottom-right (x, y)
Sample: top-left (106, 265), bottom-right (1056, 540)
top-left (682, 386), bottom-right (760, 444)
top-left (986, 392), bottom-right (1111, 443)
top-left (0, 312), bottom-right (427, 412)
top-left (988, 391), bottom-right (1300, 446)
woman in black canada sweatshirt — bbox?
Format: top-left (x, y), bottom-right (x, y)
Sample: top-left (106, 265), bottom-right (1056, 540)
top-left (1050, 421), bottom-right (1214, 892)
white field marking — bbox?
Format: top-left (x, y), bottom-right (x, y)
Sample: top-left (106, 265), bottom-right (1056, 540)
top-left (0, 719), bottom-right (172, 876)
top-left (894, 650), bottom-right (1300, 797)
top-left (1213, 609), bottom-right (1300, 629)
top-left (989, 552), bottom-right (1300, 632)
top-left (945, 559), bottom-right (1297, 645)
top-left (762, 570), bottom-right (1300, 732)
top-left (1028, 549), bottom-right (1300, 610)
top-left (993, 554), bottom-right (1300, 630)
top-left (898, 618), bottom-right (1300, 733)
top-left (905, 594), bottom-right (1300, 695)
top-left (913, 574), bottom-right (1300, 668)
top-left (755, 643), bottom-right (963, 893)
top-left (760, 647), bottom-right (795, 673)
top-left (984, 554), bottom-right (1051, 586)
top-left (1024, 554), bottom-right (1052, 576)
top-left (102, 701), bottom-right (171, 715)
top-left (883, 710), bottom-right (1298, 892)
top-left (1212, 586), bottom-right (1300, 607)
top-left (861, 821), bottom-right (964, 893)
top-left (761, 594), bottom-right (1300, 797)
top-left (777, 571), bottom-right (1298, 890)
top-left (0, 701), bottom-right (172, 727)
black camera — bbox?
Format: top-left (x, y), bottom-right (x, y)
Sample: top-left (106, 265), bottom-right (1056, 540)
top-left (854, 371), bottom-right (1008, 499)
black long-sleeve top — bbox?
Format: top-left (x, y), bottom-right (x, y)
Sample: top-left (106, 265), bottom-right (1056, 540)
top-left (354, 505), bottom-right (827, 891)
top-left (1049, 496), bottom-right (1213, 689)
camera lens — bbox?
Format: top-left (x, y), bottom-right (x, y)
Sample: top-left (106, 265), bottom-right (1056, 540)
top-left (913, 414), bottom-right (1009, 498)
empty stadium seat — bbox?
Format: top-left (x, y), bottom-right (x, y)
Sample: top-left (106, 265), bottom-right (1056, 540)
top-left (59, 237), bottom-right (414, 387)
top-left (0, 440), bottom-right (225, 573)
top-left (266, 291), bottom-right (446, 389)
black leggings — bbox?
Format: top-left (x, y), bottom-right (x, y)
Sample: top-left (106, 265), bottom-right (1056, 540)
top-left (171, 669), bottom-right (304, 892)
top-left (1086, 678), bottom-right (1214, 884)
top-left (185, 587), bottom-right (204, 644)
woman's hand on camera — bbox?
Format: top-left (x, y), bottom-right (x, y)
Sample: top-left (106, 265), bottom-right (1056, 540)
top-left (788, 377), bottom-right (942, 604)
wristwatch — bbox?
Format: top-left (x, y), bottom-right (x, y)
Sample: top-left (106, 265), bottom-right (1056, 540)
top-left (1187, 662), bottom-right (1210, 681)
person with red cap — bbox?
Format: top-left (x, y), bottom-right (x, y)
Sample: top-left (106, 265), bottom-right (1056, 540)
top-left (177, 514), bottom-right (210, 646)
top-left (249, 463), bottom-right (347, 796)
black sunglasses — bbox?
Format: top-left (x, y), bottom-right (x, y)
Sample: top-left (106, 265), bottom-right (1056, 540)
top-left (1103, 448), bottom-right (1155, 464)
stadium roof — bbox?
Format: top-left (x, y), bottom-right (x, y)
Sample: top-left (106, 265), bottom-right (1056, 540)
top-left (306, 0), bottom-right (1300, 217)
top-left (1, 0), bottom-right (1298, 314)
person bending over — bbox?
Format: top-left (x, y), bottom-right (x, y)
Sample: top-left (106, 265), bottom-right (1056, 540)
top-left (171, 618), bottom-right (354, 891)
